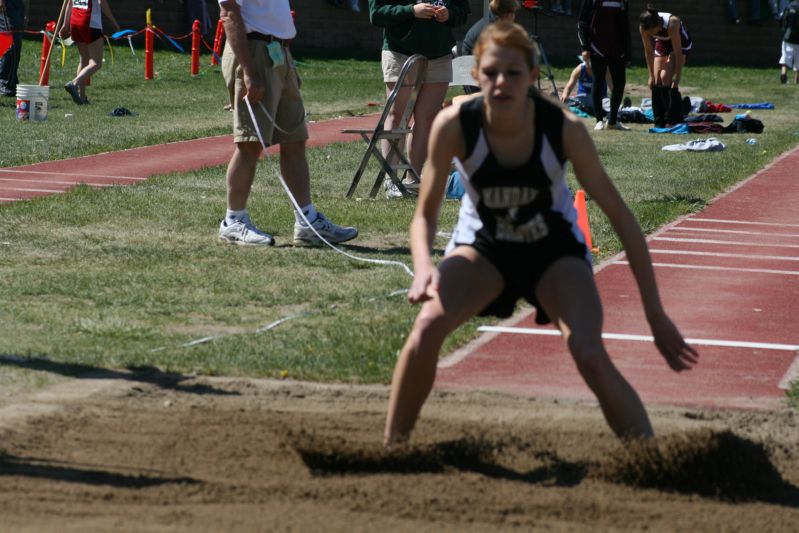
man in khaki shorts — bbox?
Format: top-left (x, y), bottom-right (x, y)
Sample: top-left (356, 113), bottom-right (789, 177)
top-left (218, 0), bottom-right (357, 246)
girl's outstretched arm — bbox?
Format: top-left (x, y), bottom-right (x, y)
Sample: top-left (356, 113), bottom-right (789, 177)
top-left (563, 114), bottom-right (699, 371)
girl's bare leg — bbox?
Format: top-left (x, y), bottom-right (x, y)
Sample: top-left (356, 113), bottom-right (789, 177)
top-left (536, 257), bottom-right (653, 439)
top-left (384, 247), bottom-right (504, 446)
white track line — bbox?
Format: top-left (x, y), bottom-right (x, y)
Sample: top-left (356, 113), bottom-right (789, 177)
top-left (648, 249), bottom-right (799, 261)
top-left (670, 226), bottom-right (799, 238)
top-left (2, 187), bottom-right (63, 194)
top-left (690, 218), bottom-right (799, 228)
top-left (476, 326), bottom-right (799, 352)
top-left (778, 353), bottom-right (799, 390)
top-left (653, 237), bottom-right (799, 249)
top-left (614, 261), bottom-right (799, 276)
top-left (0, 198), bottom-right (21, 202)
top-left (0, 169), bottom-right (146, 181)
top-left (0, 177), bottom-right (110, 187)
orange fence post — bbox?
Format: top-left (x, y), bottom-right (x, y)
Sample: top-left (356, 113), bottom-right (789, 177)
top-left (191, 19), bottom-right (200, 76)
top-left (211, 18), bottom-right (224, 66)
top-left (573, 190), bottom-right (595, 253)
top-left (145, 27), bottom-right (154, 80)
top-left (38, 22), bottom-right (56, 86)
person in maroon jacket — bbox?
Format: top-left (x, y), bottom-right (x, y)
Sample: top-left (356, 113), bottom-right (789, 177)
top-left (577, 0), bottom-right (632, 131)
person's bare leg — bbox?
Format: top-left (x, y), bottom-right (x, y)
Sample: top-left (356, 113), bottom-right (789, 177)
top-left (536, 257), bottom-right (653, 439)
top-left (381, 82), bottom-right (411, 166)
top-left (225, 141), bottom-right (261, 211)
top-left (407, 82), bottom-right (448, 175)
top-left (74, 39), bottom-right (103, 98)
top-left (384, 247), bottom-right (504, 446)
top-left (279, 141), bottom-right (312, 207)
top-left (654, 56), bottom-right (670, 87)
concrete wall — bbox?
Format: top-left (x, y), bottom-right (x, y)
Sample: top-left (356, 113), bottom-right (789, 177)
top-left (28, 0), bottom-right (783, 66)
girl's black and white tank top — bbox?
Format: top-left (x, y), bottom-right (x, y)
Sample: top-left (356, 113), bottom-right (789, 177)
top-left (446, 92), bottom-right (586, 255)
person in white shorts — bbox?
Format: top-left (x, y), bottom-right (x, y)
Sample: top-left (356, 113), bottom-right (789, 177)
top-left (779, 1), bottom-right (799, 83)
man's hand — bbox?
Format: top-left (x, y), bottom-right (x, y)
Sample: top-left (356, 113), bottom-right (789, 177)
top-left (242, 72), bottom-right (265, 104)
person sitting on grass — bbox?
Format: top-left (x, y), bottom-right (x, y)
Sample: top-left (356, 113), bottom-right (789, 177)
top-left (559, 55), bottom-right (610, 117)
top-left (383, 21), bottom-right (698, 447)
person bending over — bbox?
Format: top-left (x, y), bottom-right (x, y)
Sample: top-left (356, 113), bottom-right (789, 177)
top-left (639, 5), bottom-right (692, 127)
top-left (384, 21), bottom-right (698, 447)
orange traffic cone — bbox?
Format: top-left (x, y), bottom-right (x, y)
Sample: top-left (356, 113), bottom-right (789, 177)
top-left (573, 189), bottom-right (595, 253)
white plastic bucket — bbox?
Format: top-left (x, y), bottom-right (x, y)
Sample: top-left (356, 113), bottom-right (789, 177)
top-left (16, 85), bottom-right (50, 122)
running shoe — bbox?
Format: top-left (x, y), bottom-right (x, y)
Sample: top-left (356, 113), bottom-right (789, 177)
top-left (64, 82), bottom-right (83, 105)
top-left (218, 215), bottom-right (275, 246)
top-left (293, 211), bottom-right (358, 246)
top-left (609, 121), bottom-right (631, 131)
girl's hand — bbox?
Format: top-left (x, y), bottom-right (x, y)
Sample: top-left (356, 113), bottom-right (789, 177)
top-left (649, 312), bottom-right (699, 372)
top-left (408, 265), bottom-right (439, 304)
top-left (434, 6), bottom-right (449, 22)
top-left (413, 3), bottom-right (437, 19)
top-left (647, 75), bottom-right (655, 89)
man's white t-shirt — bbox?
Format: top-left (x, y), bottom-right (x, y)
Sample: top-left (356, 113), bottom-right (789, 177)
top-left (218, 0), bottom-right (297, 40)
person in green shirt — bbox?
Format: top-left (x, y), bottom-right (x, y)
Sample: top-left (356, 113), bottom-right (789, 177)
top-left (369, 0), bottom-right (470, 196)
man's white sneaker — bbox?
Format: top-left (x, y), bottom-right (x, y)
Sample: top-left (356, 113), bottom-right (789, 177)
top-left (293, 212), bottom-right (358, 246)
top-left (219, 216), bottom-right (275, 246)
top-left (609, 121), bottom-right (631, 131)
top-left (594, 119), bottom-right (607, 131)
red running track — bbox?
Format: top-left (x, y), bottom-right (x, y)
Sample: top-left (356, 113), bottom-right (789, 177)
top-left (436, 145), bottom-right (799, 410)
top-left (2, 116), bottom-right (797, 410)
top-left (0, 114), bottom-right (377, 203)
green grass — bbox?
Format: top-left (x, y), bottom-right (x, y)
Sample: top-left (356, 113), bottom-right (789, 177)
top-left (1, 45), bottom-right (798, 399)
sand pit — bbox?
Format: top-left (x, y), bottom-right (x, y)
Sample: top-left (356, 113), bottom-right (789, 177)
top-left (0, 376), bottom-right (797, 531)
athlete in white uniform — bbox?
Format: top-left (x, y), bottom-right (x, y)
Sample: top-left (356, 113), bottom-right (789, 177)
top-left (384, 21), bottom-right (698, 447)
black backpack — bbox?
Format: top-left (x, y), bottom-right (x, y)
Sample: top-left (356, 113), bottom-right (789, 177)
top-left (722, 117), bottom-right (765, 134)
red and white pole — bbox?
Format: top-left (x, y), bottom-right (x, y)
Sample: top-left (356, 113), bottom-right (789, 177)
top-left (144, 27), bottom-right (154, 80)
top-left (191, 19), bottom-right (200, 76)
top-left (211, 18), bottom-right (224, 66)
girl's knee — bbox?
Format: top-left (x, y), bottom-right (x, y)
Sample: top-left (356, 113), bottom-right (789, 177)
top-left (411, 310), bottom-right (452, 347)
top-left (567, 334), bottom-right (610, 375)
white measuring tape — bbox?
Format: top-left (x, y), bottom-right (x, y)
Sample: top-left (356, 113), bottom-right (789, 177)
top-left (244, 96), bottom-right (414, 277)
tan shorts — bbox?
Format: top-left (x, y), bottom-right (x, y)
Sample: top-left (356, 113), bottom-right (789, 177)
top-left (222, 40), bottom-right (308, 145)
top-left (381, 50), bottom-right (452, 85)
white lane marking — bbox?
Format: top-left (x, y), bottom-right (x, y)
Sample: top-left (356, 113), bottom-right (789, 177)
top-left (475, 326), bottom-right (799, 352)
top-left (671, 226), bottom-right (799, 238)
top-left (653, 237), bottom-right (799, 249)
top-left (3, 187), bottom-right (63, 194)
top-left (0, 177), bottom-right (110, 187)
top-left (690, 218), bottom-right (799, 228)
top-left (614, 260), bottom-right (799, 276)
top-left (778, 352), bottom-right (799, 390)
top-left (0, 197), bottom-right (21, 202)
top-left (648, 249), bottom-right (799, 262)
top-left (0, 169), bottom-right (146, 181)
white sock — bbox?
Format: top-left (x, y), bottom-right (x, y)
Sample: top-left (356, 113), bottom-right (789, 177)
top-left (296, 204), bottom-right (317, 225)
top-left (226, 208), bottom-right (247, 224)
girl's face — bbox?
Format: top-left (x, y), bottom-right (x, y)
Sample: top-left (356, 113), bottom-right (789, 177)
top-left (476, 42), bottom-right (536, 107)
